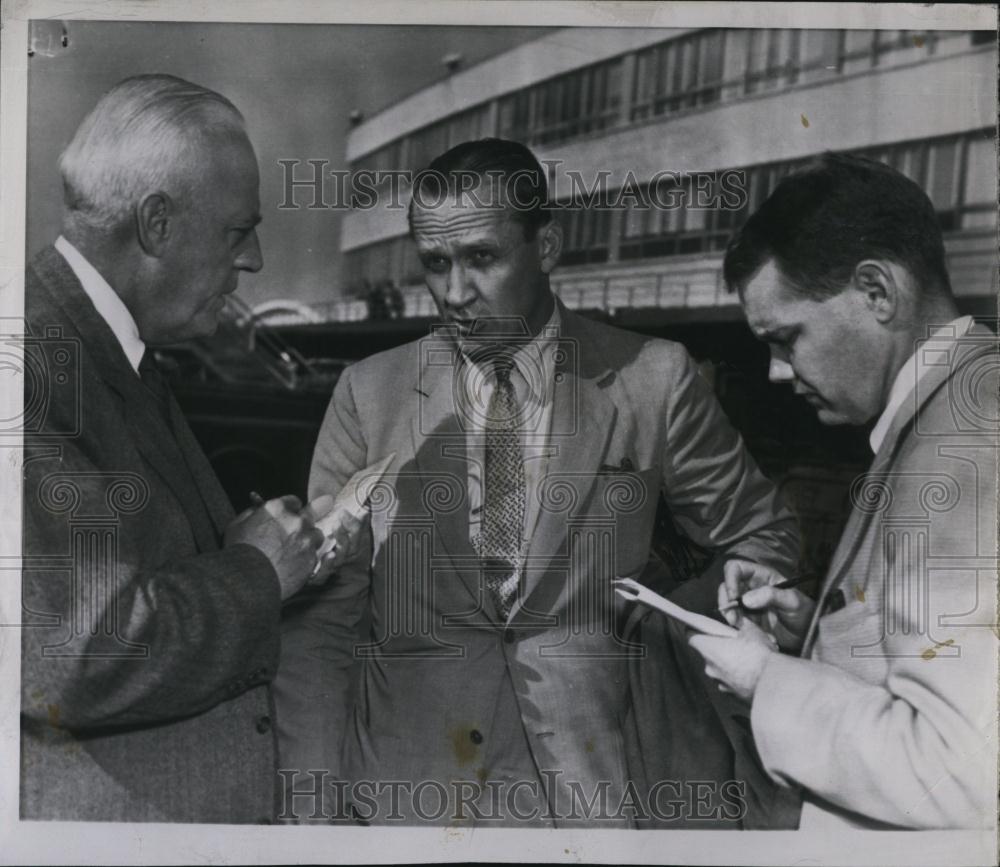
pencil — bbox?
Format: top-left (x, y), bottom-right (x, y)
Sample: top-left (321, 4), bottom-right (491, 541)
top-left (717, 572), bottom-right (817, 613)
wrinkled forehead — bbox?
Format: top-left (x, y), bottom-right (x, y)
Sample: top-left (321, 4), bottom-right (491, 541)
top-left (409, 192), bottom-right (520, 247)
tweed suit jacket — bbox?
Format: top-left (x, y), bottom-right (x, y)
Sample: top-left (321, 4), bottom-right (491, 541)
top-left (274, 301), bottom-right (799, 826)
top-left (750, 323), bottom-right (999, 830)
top-left (21, 246), bottom-right (282, 823)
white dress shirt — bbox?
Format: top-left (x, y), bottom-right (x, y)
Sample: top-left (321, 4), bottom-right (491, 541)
top-left (55, 235), bottom-right (145, 374)
top-left (868, 315), bottom-right (974, 453)
top-left (457, 303), bottom-right (561, 556)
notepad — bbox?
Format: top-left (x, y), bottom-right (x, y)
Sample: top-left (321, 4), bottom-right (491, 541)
top-left (614, 577), bottom-right (737, 638)
top-left (308, 453), bottom-right (395, 556)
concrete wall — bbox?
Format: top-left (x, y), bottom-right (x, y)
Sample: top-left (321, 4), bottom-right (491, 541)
top-left (340, 45), bottom-right (997, 251)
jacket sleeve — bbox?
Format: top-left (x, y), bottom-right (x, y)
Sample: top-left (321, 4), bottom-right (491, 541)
top-left (20, 442), bottom-right (282, 731)
top-left (272, 365), bottom-right (373, 787)
top-left (659, 345), bottom-right (800, 574)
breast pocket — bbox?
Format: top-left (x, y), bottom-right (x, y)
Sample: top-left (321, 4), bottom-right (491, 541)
top-left (591, 467), bottom-right (659, 579)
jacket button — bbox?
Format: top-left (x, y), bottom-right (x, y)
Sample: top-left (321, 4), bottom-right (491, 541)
top-left (503, 630), bottom-right (517, 644)
top-left (255, 715), bottom-right (272, 734)
top-left (469, 729), bottom-right (483, 744)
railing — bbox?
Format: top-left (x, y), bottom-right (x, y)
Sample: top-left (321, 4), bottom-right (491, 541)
top-left (233, 230), bottom-right (996, 330)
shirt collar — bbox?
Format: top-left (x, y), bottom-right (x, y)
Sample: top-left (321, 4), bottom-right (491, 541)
top-left (460, 301), bottom-right (561, 407)
top-left (55, 235), bottom-right (146, 375)
top-left (868, 315), bottom-right (974, 453)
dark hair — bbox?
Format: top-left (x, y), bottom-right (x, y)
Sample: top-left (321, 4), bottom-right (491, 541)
top-left (723, 152), bottom-right (953, 301)
top-left (407, 138), bottom-right (551, 239)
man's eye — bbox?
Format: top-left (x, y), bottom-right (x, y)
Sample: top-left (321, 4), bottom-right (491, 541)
top-left (422, 256), bottom-right (448, 273)
top-left (471, 250), bottom-right (495, 265)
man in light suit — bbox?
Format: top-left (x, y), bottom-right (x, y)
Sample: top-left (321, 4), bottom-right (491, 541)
top-left (276, 138), bottom-right (799, 826)
top-left (21, 74), bottom-right (342, 823)
top-left (690, 153), bottom-right (998, 830)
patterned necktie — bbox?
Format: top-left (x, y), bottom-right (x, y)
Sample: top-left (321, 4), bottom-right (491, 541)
top-left (477, 356), bottom-right (525, 621)
top-left (138, 350), bottom-right (173, 430)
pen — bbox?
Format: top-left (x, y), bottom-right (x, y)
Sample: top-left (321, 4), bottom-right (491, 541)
top-left (717, 572), bottom-right (817, 614)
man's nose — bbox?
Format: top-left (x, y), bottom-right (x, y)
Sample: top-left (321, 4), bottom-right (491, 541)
top-left (444, 263), bottom-right (473, 308)
top-left (235, 230), bottom-right (263, 273)
top-left (768, 355), bottom-right (795, 384)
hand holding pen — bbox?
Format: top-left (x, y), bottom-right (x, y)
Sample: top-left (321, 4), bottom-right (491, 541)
top-left (717, 560), bottom-right (818, 653)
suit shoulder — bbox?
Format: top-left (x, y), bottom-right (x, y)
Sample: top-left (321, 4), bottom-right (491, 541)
top-left (570, 312), bottom-right (692, 375)
top-left (338, 337), bottom-right (424, 387)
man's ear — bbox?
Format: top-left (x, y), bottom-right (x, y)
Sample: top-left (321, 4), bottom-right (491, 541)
top-left (136, 192), bottom-right (174, 257)
top-left (853, 259), bottom-right (900, 324)
top-left (537, 219), bottom-right (563, 274)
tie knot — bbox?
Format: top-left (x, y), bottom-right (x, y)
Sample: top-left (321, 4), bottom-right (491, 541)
top-left (493, 355), bottom-right (515, 384)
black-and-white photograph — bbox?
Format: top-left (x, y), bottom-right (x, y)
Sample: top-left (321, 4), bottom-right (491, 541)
top-left (1, 1), bottom-right (997, 864)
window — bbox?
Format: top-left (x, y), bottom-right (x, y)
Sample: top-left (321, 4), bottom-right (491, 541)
top-left (559, 202), bottom-right (612, 266)
top-left (632, 30), bottom-right (726, 121)
top-left (447, 104), bottom-right (491, 147)
top-left (529, 56), bottom-right (623, 145)
top-left (498, 89), bottom-right (532, 142)
top-left (926, 139), bottom-right (960, 223)
top-left (799, 29), bottom-right (842, 81)
top-left (406, 120), bottom-right (448, 172)
top-left (614, 130), bottom-right (994, 267)
top-left (358, 141), bottom-right (401, 174)
top-left (961, 135), bottom-right (998, 229)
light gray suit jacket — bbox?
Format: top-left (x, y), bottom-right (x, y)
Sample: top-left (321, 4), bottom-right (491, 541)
top-left (750, 323), bottom-right (998, 829)
top-left (276, 302), bottom-right (799, 826)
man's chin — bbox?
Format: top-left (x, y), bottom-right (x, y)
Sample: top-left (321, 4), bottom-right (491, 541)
top-left (813, 406), bottom-right (854, 426)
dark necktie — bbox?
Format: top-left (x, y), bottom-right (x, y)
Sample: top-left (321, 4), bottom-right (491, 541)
top-left (476, 356), bottom-right (525, 621)
top-left (138, 349), bottom-right (173, 430)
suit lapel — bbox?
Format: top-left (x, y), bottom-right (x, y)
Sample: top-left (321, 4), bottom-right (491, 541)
top-left (30, 247), bottom-right (223, 553)
top-left (514, 308), bottom-right (618, 613)
top-left (410, 334), bottom-right (483, 605)
top-left (803, 326), bottom-right (994, 654)
top-left (122, 395), bottom-right (222, 552)
top-left (166, 397), bottom-right (235, 533)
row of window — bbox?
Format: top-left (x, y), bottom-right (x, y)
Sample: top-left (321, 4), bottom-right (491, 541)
top-left (568, 128), bottom-right (996, 264)
top-left (498, 56), bottom-right (624, 146)
top-left (350, 28), bottom-right (987, 172)
top-left (344, 128), bottom-right (996, 290)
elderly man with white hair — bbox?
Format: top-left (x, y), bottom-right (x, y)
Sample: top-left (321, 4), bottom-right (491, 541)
top-left (21, 74), bottom-right (351, 824)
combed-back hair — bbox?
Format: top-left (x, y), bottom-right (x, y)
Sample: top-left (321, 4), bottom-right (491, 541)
top-left (723, 151), bottom-right (953, 301)
top-left (408, 138), bottom-right (551, 240)
top-left (59, 74), bottom-right (246, 232)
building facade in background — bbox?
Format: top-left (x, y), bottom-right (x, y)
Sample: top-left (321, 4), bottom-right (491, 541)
top-left (330, 27), bottom-right (996, 324)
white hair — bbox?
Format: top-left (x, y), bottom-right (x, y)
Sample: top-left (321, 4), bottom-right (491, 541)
top-left (58, 74), bottom-right (247, 233)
